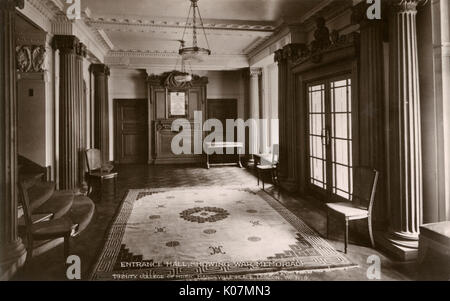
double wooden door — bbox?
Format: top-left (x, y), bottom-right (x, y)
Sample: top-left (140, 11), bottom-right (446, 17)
top-left (115, 99), bottom-right (148, 164)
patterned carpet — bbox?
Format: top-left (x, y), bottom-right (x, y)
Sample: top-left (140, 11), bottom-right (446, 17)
top-left (90, 186), bottom-right (356, 280)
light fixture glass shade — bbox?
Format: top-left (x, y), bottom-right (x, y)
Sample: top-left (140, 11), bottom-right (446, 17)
top-left (174, 73), bottom-right (193, 83)
top-left (178, 0), bottom-right (211, 62)
top-left (179, 46), bottom-right (211, 62)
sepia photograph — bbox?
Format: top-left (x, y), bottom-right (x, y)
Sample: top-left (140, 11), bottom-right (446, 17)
top-left (0, 0), bottom-right (449, 292)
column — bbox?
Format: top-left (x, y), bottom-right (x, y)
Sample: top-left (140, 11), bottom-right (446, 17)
top-left (52, 35), bottom-right (86, 191)
top-left (76, 43), bottom-right (87, 191)
top-left (275, 44), bottom-right (303, 192)
top-left (352, 2), bottom-right (387, 226)
top-left (247, 68), bottom-right (261, 167)
top-left (90, 64), bottom-right (110, 163)
top-left (274, 50), bottom-right (287, 177)
top-left (0, 0), bottom-right (27, 280)
top-left (387, 0), bottom-right (426, 256)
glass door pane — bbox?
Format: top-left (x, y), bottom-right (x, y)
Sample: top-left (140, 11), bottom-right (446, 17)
top-left (307, 77), bottom-right (353, 201)
top-left (308, 84), bottom-right (326, 190)
top-left (330, 79), bottom-right (353, 200)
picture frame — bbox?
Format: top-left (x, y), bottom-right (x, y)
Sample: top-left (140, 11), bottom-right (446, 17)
top-left (168, 91), bottom-right (188, 118)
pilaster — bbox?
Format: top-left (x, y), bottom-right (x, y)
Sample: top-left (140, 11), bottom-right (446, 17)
top-left (90, 64), bottom-right (111, 163)
top-left (0, 0), bottom-right (27, 280)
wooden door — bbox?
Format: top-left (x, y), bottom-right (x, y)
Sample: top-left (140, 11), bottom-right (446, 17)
top-left (207, 99), bottom-right (238, 163)
top-left (115, 99), bottom-right (148, 164)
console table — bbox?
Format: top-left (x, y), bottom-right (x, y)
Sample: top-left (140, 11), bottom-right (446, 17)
top-left (205, 142), bottom-right (244, 169)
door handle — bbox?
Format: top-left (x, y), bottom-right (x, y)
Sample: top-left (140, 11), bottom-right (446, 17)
top-left (326, 128), bottom-right (331, 146)
top-left (322, 128), bottom-right (331, 146)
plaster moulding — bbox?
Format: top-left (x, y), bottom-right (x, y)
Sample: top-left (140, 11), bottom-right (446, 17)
top-left (85, 15), bottom-right (275, 32)
top-left (105, 52), bottom-right (248, 71)
top-left (248, 0), bottom-right (353, 63)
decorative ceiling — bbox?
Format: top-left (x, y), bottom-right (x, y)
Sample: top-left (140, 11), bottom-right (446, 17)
top-left (78, 0), bottom-right (331, 70)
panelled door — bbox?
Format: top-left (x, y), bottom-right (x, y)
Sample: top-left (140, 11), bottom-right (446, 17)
top-left (207, 99), bottom-right (238, 164)
top-left (307, 76), bottom-right (353, 201)
top-left (115, 99), bottom-right (148, 164)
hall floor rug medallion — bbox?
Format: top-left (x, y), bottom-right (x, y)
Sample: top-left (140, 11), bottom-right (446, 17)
top-left (90, 186), bottom-right (356, 280)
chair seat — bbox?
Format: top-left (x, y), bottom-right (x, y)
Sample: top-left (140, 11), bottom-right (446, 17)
top-left (326, 202), bottom-right (369, 220)
top-left (256, 164), bottom-right (277, 170)
top-left (88, 171), bottom-right (118, 179)
top-left (31, 217), bottom-right (73, 239)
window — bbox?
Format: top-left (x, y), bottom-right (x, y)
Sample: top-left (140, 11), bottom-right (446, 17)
top-left (307, 77), bottom-right (353, 201)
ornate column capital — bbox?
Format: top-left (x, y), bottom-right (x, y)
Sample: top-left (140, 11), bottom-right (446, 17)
top-left (90, 64), bottom-right (110, 76)
top-left (52, 35), bottom-right (79, 54)
top-left (389, 0), bottom-right (429, 12)
top-left (76, 42), bottom-right (87, 58)
top-left (0, 0), bottom-right (24, 10)
top-left (249, 68), bottom-right (262, 78)
top-left (274, 49), bottom-right (285, 63)
top-left (274, 43), bottom-right (308, 63)
top-left (52, 35), bottom-right (87, 58)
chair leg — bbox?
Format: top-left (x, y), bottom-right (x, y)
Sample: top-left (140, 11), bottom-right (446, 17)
top-left (262, 173), bottom-right (265, 190)
top-left (64, 234), bottom-right (70, 260)
top-left (257, 170), bottom-right (260, 186)
top-left (326, 211), bottom-right (329, 239)
top-left (368, 217), bottom-right (375, 248)
top-left (344, 218), bottom-right (349, 254)
top-left (87, 176), bottom-right (92, 195)
top-left (100, 177), bottom-right (104, 202)
top-left (114, 176), bottom-right (117, 198)
top-left (26, 237), bottom-right (33, 264)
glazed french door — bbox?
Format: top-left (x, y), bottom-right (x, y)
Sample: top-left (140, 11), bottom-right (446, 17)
top-left (308, 77), bottom-right (353, 201)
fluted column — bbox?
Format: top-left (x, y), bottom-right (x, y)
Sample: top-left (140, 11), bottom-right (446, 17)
top-left (53, 35), bottom-right (86, 190)
top-left (387, 0), bottom-right (426, 251)
top-left (90, 64), bottom-right (110, 163)
top-left (247, 68), bottom-right (261, 167)
top-left (76, 44), bottom-right (87, 191)
top-left (275, 50), bottom-right (287, 178)
top-left (0, 0), bottom-right (27, 280)
top-left (352, 2), bottom-right (387, 226)
top-left (275, 44), bottom-right (303, 192)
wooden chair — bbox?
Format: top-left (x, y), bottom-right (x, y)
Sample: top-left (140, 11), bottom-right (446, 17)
top-left (18, 180), bottom-right (74, 263)
top-left (256, 144), bottom-right (280, 190)
top-left (85, 149), bottom-right (118, 201)
top-left (326, 167), bottom-right (379, 254)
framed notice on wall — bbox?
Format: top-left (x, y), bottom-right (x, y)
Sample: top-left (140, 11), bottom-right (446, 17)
top-left (169, 91), bottom-right (187, 118)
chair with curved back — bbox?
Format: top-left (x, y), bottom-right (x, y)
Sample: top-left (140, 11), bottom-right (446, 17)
top-left (326, 166), bottom-right (379, 254)
top-left (85, 149), bottom-right (118, 201)
top-left (18, 179), bottom-right (74, 263)
top-left (256, 144), bottom-right (280, 190)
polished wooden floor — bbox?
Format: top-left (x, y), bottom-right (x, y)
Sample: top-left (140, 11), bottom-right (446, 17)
top-left (15, 164), bottom-right (423, 281)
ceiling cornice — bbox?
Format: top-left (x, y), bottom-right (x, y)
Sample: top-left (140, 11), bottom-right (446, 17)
top-left (105, 51), bottom-right (249, 71)
top-left (85, 15), bottom-right (276, 32)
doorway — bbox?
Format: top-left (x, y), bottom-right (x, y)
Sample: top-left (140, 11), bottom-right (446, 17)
top-left (307, 76), bottom-right (353, 201)
top-left (207, 99), bottom-right (238, 164)
top-left (114, 99), bottom-right (148, 164)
